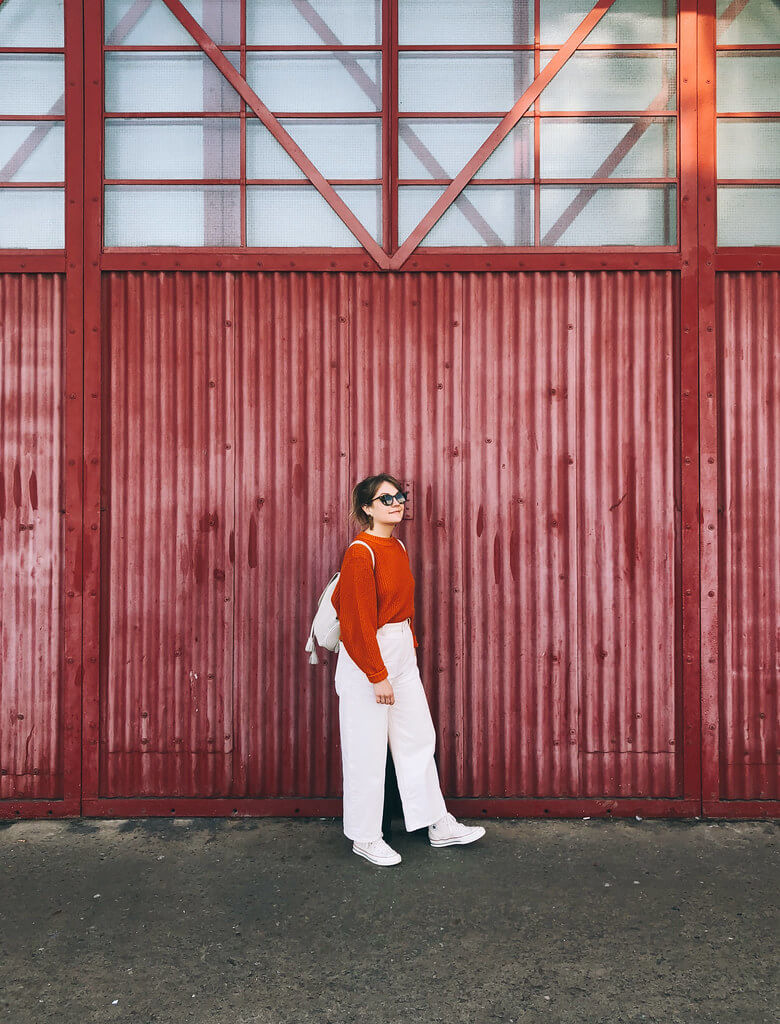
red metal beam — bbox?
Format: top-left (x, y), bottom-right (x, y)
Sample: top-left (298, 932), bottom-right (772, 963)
top-left (159, 0), bottom-right (389, 267)
top-left (390, 0), bottom-right (620, 269)
top-left (288, 0), bottom-right (503, 248)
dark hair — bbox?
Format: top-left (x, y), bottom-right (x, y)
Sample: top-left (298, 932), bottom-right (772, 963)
top-left (350, 474), bottom-right (405, 531)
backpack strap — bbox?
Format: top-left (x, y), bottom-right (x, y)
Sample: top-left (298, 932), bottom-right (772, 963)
top-left (348, 539), bottom-right (376, 569)
top-left (395, 538), bottom-right (406, 552)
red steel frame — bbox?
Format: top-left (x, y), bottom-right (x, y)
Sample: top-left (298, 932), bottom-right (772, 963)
top-left (0, 0), bottom-right (777, 818)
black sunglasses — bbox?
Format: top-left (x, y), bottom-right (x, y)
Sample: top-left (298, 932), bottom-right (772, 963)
top-left (371, 490), bottom-right (408, 507)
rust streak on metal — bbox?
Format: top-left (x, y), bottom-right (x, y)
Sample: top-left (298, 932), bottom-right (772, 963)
top-left (390, 0), bottom-right (620, 269)
top-left (159, 0), bottom-right (390, 268)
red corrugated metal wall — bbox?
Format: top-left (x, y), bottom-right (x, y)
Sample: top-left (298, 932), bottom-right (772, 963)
top-left (0, 275), bottom-right (65, 800)
top-left (89, 269), bottom-right (687, 803)
top-left (716, 272), bottom-right (779, 802)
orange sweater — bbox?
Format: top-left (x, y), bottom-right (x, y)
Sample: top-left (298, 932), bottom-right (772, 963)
top-left (331, 531), bottom-right (418, 683)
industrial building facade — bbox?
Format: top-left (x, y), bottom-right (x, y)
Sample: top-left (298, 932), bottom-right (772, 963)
top-left (0, 0), bottom-right (777, 819)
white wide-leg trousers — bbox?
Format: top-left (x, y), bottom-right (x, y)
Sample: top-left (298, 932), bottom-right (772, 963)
top-left (334, 619), bottom-right (448, 843)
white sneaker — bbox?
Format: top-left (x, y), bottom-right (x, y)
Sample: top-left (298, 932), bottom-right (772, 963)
top-left (429, 812), bottom-right (486, 848)
top-left (352, 837), bottom-right (402, 866)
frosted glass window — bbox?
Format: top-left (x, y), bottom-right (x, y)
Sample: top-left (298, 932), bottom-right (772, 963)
top-left (716, 0), bottom-right (780, 45)
top-left (540, 185), bottom-right (677, 244)
top-left (0, 56), bottom-right (65, 116)
top-left (247, 119), bottom-right (381, 179)
top-left (105, 119), bottom-right (240, 179)
top-left (246, 185), bottom-right (381, 245)
top-left (105, 52), bottom-right (241, 112)
top-left (0, 122), bottom-right (64, 182)
top-left (399, 53), bottom-right (534, 112)
top-left (540, 52), bottom-right (677, 111)
top-left (541, 118), bottom-right (676, 178)
top-left (104, 185), bottom-right (240, 244)
top-left (399, 118), bottom-right (533, 179)
top-left (0, 188), bottom-right (64, 247)
top-left (247, 0), bottom-right (381, 45)
top-left (0, 0), bottom-right (64, 46)
top-left (246, 54), bottom-right (381, 112)
top-left (399, 185), bottom-right (534, 245)
top-left (718, 119), bottom-right (780, 179)
top-left (540, 0), bottom-right (676, 45)
top-left (718, 187), bottom-right (780, 245)
top-left (399, 0), bottom-right (533, 45)
top-left (717, 55), bottom-right (780, 113)
top-left (104, 0), bottom-right (240, 45)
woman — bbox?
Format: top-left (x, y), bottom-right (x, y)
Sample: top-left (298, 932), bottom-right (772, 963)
top-left (331, 473), bottom-right (485, 866)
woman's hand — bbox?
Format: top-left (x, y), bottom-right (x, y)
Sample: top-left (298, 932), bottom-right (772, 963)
top-left (374, 679), bottom-right (395, 705)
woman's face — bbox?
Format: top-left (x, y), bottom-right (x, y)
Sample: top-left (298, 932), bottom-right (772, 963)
top-left (363, 480), bottom-right (405, 529)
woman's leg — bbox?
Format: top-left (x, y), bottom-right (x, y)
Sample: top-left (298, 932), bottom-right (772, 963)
top-left (335, 647), bottom-right (390, 843)
top-left (383, 631), bottom-right (448, 833)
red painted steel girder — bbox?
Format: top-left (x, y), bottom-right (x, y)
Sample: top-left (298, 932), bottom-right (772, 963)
top-left (159, 0), bottom-right (390, 268)
top-left (390, 0), bottom-right (620, 268)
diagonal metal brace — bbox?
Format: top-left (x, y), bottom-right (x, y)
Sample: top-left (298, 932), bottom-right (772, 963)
top-left (390, 0), bottom-right (620, 269)
top-left (160, 0), bottom-right (390, 268)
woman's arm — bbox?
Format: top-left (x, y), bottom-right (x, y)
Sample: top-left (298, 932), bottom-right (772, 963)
top-left (333, 547), bottom-right (389, 683)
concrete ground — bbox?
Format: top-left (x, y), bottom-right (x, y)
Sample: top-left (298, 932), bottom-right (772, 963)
top-left (0, 817), bottom-right (776, 1024)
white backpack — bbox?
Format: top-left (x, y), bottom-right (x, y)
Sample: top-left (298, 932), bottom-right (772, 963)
top-left (305, 540), bottom-right (375, 664)
top-left (304, 537), bottom-right (407, 665)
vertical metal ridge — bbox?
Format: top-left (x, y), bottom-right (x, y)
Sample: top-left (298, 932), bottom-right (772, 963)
top-left (0, 274), bottom-right (64, 800)
top-left (102, 271), bottom-right (234, 798)
top-left (718, 272), bottom-right (779, 801)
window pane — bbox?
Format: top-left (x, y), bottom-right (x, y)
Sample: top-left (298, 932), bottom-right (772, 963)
top-left (246, 54), bottom-right (381, 112)
top-left (399, 0), bottom-right (533, 45)
top-left (247, 0), bottom-right (381, 45)
top-left (0, 122), bottom-right (64, 182)
top-left (399, 185), bottom-right (534, 245)
top-left (541, 0), bottom-right (676, 44)
top-left (246, 185), bottom-right (381, 245)
top-left (399, 53), bottom-right (534, 112)
top-left (718, 119), bottom-right (780, 179)
top-left (104, 185), bottom-right (240, 245)
top-left (541, 118), bottom-right (676, 178)
top-left (399, 118), bottom-right (533, 179)
top-left (540, 185), bottom-right (677, 244)
top-left (717, 55), bottom-right (780, 113)
top-left (247, 119), bottom-right (381, 179)
top-left (105, 118), bottom-right (240, 179)
top-left (105, 53), bottom-right (241, 113)
top-left (0, 56), bottom-right (64, 116)
top-left (0, 0), bottom-right (64, 46)
top-left (0, 188), bottom-right (63, 247)
top-left (718, 187), bottom-right (780, 245)
top-left (540, 52), bottom-right (676, 111)
top-left (104, 0), bottom-right (240, 45)
top-left (716, 0), bottom-right (780, 45)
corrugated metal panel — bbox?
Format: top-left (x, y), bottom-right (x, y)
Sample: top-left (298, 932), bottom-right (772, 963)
top-left (0, 274), bottom-right (65, 799)
top-left (101, 272), bottom-right (235, 797)
top-left (349, 273), bottom-right (466, 796)
top-left (461, 272), bottom-right (681, 798)
top-left (98, 269), bottom-right (683, 803)
top-left (232, 272), bottom-right (350, 799)
top-left (718, 272), bottom-right (779, 801)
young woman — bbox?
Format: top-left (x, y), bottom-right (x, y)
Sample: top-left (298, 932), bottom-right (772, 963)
top-left (331, 473), bottom-right (485, 866)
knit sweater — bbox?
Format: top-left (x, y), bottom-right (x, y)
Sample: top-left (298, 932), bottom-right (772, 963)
top-left (331, 530), bottom-right (418, 683)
